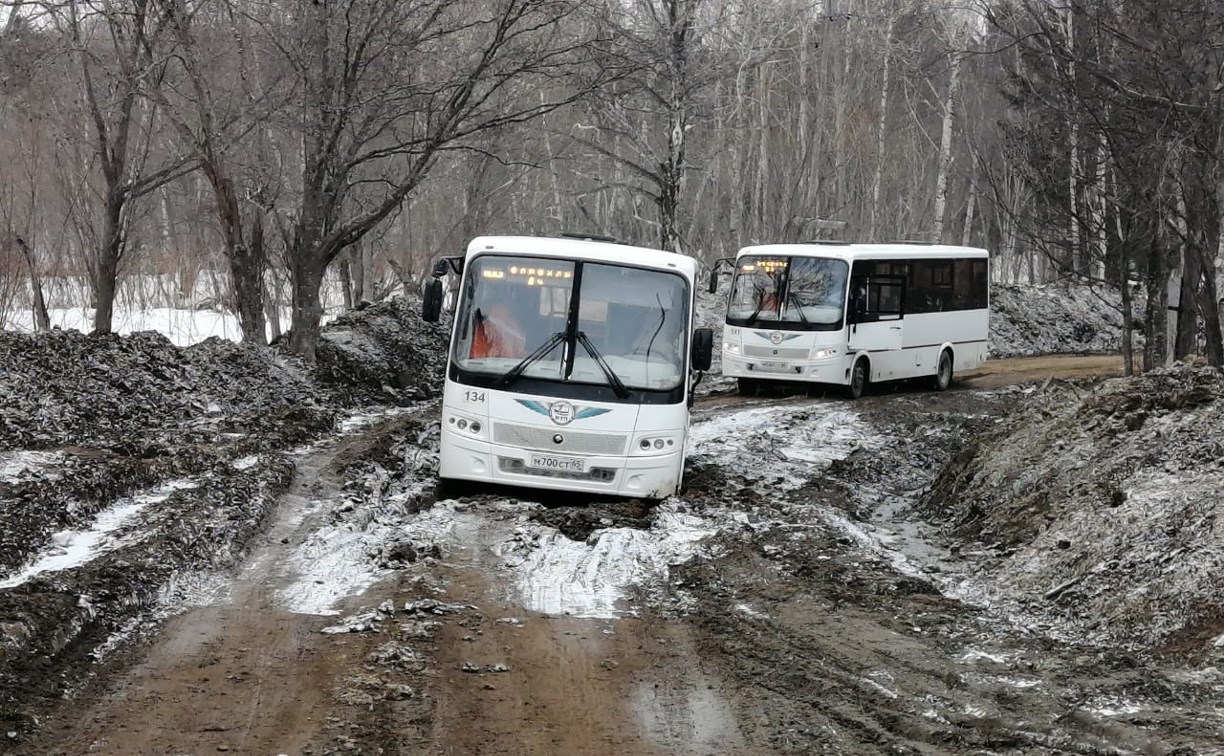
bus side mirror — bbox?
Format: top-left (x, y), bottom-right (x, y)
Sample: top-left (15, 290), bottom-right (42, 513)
top-left (431, 259), bottom-right (451, 278)
top-left (707, 270), bottom-right (719, 294)
top-left (422, 279), bottom-right (444, 323)
top-left (691, 328), bottom-right (714, 371)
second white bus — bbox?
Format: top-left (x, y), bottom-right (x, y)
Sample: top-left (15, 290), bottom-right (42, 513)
top-left (712, 242), bottom-right (989, 398)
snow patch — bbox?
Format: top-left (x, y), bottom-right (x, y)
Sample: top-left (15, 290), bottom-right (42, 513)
top-left (494, 507), bottom-right (722, 619)
top-left (0, 478), bottom-right (199, 589)
top-left (689, 404), bottom-right (873, 490)
top-left (274, 521), bottom-right (387, 616)
top-left (232, 454), bottom-right (261, 471)
top-left (275, 494), bottom-right (457, 616)
top-left (0, 450), bottom-right (64, 483)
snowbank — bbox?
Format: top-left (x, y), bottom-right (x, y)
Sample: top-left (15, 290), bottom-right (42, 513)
top-left (920, 361), bottom-right (1224, 653)
top-left (989, 283), bottom-right (1139, 358)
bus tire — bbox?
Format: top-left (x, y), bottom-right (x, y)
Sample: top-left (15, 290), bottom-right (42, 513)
top-left (434, 477), bottom-right (472, 500)
top-left (846, 358), bottom-right (869, 399)
top-left (932, 349), bottom-right (953, 391)
top-left (737, 377), bottom-right (759, 396)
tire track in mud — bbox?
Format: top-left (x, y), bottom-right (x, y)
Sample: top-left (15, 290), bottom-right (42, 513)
top-left (14, 409), bottom-right (434, 756)
top-left (24, 354), bottom-right (1215, 755)
top-left (674, 386), bottom-right (1224, 754)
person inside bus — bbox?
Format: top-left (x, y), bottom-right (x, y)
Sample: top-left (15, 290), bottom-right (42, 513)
top-left (470, 300), bottom-right (527, 359)
top-left (848, 280), bottom-right (868, 321)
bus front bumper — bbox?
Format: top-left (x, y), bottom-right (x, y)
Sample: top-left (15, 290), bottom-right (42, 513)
top-left (722, 353), bottom-right (849, 384)
top-left (439, 429), bottom-right (683, 499)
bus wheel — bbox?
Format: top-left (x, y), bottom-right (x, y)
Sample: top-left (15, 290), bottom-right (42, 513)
top-left (932, 349), bottom-right (953, 391)
top-left (846, 359), bottom-right (869, 399)
top-left (737, 377), bottom-right (759, 396)
top-left (434, 478), bottom-right (471, 500)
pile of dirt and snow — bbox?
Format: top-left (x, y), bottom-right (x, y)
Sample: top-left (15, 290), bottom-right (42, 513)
top-left (0, 295), bottom-right (446, 739)
top-left (313, 298), bottom-right (449, 404)
top-left (989, 283), bottom-right (1139, 358)
top-left (920, 361), bottom-right (1224, 653)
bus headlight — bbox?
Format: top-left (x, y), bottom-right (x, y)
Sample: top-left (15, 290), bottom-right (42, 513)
top-left (813, 348), bottom-right (837, 359)
top-left (447, 414), bottom-right (487, 438)
top-left (724, 342), bottom-right (741, 354)
top-left (635, 435), bottom-right (678, 454)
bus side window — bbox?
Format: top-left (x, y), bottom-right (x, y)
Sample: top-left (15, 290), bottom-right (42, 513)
top-left (848, 280), bottom-right (868, 322)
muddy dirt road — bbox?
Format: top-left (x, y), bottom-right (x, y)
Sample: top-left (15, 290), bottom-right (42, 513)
top-left (19, 354), bottom-right (1224, 756)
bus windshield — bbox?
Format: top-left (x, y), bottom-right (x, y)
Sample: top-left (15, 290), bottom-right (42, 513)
top-left (452, 255), bottom-right (689, 392)
top-left (726, 255), bottom-right (849, 329)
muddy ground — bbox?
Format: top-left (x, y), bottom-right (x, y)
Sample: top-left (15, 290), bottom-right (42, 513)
top-left (11, 352), bottom-right (1224, 755)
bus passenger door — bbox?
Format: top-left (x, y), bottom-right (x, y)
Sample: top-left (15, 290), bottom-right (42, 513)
top-left (847, 275), bottom-right (904, 352)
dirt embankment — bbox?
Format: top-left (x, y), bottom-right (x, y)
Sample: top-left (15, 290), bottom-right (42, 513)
top-left (0, 297), bottom-right (445, 742)
top-left (920, 361), bottom-right (1224, 653)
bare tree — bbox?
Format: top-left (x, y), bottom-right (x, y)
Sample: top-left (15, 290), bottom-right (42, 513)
top-left (32, 0), bottom-right (195, 334)
top-left (572, 0), bottom-right (719, 254)
top-left (271, 0), bottom-right (608, 361)
top-left (141, 0), bottom-right (291, 344)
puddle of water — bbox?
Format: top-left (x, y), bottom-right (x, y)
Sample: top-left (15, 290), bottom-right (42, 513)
top-left (631, 675), bottom-right (744, 753)
top-left (0, 479), bottom-right (199, 589)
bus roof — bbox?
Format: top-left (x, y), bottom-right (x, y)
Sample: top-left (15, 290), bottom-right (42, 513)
top-left (737, 242), bottom-right (989, 261)
top-left (467, 236), bottom-right (698, 279)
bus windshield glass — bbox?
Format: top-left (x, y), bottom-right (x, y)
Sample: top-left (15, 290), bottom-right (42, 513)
top-left (726, 255), bottom-right (849, 329)
top-left (452, 255), bottom-right (689, 391)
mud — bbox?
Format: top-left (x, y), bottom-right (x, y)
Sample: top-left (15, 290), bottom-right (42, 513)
top-left (12, 353), bottom-right (1224, 755)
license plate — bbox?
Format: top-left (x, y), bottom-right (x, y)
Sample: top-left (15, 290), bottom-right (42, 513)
top-left (528, 454), bottom-right (586, 472)
top-left (757, 360), bottom-right (790, 371)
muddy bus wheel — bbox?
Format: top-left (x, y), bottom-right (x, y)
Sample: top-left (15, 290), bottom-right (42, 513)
top-left (932, 349), bottom-right (953, 391)
top-left (846, 359), bottom-right (869, 400)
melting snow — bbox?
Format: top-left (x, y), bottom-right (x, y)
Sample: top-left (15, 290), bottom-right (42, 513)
top-left (689, 404), bottom-right (872, 490)
top-left (232, 455), bottom-right (261, 471)
top-left (0, 478), bottom-right (199, 589)
top-left (0, 450), bottom-right (64, 483)
top-left (275, 499), bottom-right (458, 616)
top-left (495, 507), bottom-right (718, 619)
top-left (274, 522), bottom-right (388, 616)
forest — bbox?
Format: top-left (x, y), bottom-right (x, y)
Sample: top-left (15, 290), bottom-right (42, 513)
top-left (0, 0), bottom-right (1221, 369)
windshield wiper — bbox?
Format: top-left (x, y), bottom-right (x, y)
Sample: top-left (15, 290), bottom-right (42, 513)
top-left (496, 331), bottom-right (566, 389)
top-left (786, 292), bottom-right (810, 324)
top-left (575, 332), bottom-right (631, 399)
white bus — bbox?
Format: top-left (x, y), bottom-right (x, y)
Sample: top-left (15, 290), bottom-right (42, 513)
top-left (711, 242), bottom-right (989, 398)
top-left (422, 235), bottom-right (714, 499)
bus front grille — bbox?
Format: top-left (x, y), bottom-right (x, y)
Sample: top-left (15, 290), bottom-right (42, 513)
top-left (743, 345), bottom-right (809, 358)
top-left (493, 423), bottom-right (628, 455)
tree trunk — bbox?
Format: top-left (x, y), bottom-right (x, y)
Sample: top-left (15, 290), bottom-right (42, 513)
top-left (16, 237), bottom-right (50, 331)
top-left (659, 1), bottom-right (688, 255)
top-left (1062, 8), bottom-right (1081, 275)
top-left (92, 195), bottom-right (124, 334)
top-left (1120, 271), bottom-right (1135, 375)
top-left (1147, 235), bottom-right (1169, 371)
top-left (1200, 255), bottom-right (1223, 366)
top-left (961, 185), bottom-right (976, 246)
top-left (288, 253), bottom-right (326, 362)
top-left (1092, 130), bottom-right (1108, 280)
top-left (352, 243), bottom-right (368, 304)
top-left (263, 247), bottom-right (283, 344)
top-left (869, 15), bottom-right (896, 242)
top-left (932, 46), bottom-right (962, 243)
top-left (338, 253), bottom-right (354, 310)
